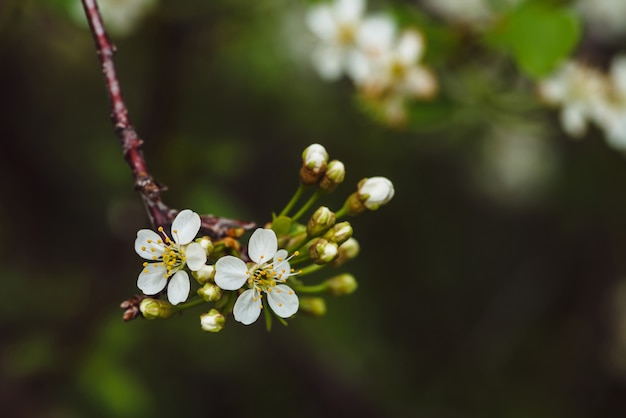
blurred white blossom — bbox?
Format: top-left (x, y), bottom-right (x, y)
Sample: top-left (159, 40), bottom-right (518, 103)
top-left (594, 56), bottom-right (626, 150)
top-left (538, 61), bottom-right (608, 138)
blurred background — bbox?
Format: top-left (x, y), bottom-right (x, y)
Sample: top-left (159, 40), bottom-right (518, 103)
top-left (3, 0), bottom-right (626, 417)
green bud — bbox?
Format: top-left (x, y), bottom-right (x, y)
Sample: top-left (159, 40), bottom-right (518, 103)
top-left (344, 191), bottom-right (367, 215)
top-left (197, 283), bottom-right (222, 302)
top-left (196, 236), bottom-right (214, 255)
top-left (318, 160), bottom-right (345, 193)
top-left (300, 144), bottom-right (329, 185)
top-left (299, 297), bottom-right (327, 316)
top-left (192, 264), bottom-right (216, 284)
top-left (331, 238), bottom-right (360, 267)
top-left (200, 309), bottom-right (226, 332)
top-left (322, 221), bottom-right (353, 245)
top-left (309, 238), bottom-right (339, 265)
top-left (306, 206), bottom-right (336, 237)
top-left (139, 298), bottom-right (175, 319)
top-left (326, 273), bottom-right (358, 296)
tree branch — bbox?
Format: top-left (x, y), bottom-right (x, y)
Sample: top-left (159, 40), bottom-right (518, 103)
top-left (81, 0), bottom-right (254, 237)
top-left (81, 0), bottom-right (255, 320)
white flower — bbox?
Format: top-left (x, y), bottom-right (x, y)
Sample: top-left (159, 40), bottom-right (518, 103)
top-left (594, 55), bottom-right (626, 151)
top-left (135, 209), bottom-right (207, 305)
top-left (538, 61), bottom-right (608, 138)
top-left (358, 177), bottom-right (395, 210)
top-left (305, 0), bottom-right (396, 82)
top-left (355, 29), bottom-right (436, 98)
top-left (214, 229), bottom-right (299, 325)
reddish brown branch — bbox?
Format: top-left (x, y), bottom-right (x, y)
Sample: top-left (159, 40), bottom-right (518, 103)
top-left (81, 0), bottom-right (255, 320)
top-left (81, 0), bottom-right (254, 238)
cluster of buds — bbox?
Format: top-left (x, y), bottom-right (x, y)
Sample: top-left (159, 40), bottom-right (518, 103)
top-left (306, 0), bottom-right (438, 125)
top-left (131, 143), bottom-right (394, 333)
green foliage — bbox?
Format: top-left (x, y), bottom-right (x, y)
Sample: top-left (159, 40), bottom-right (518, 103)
top-left (485, 1), bottom-right (582, 78)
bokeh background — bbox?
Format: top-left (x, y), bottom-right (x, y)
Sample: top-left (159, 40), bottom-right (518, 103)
top-left (3, 0), bottom-right (626, 417)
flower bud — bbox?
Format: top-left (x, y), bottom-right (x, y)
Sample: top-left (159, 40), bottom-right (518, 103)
top-left (200, 309), bottom-right (225, 332)
top-left (306, 206), bottom-right (336, 237)
top-left (299, 297), bottom-right (327, 316)
top-left (196, 236), bottom-right (214, 255)
top-left (197, 283), bottom-right (222, 302)
top-left (300, 143), bottom-right (329, 185)
top-left (140, 298), bottom-right (175, 319)
top-left (331, 237), bottom-right (360, 267)
top-left (357, 177), bottom-right (395, 210)
top-left (318, 160), bottom-right (345, 193)
top-left (309, 238), bottom-right (339, 264)
top-left (322, 221), bottom-right (353, 245)
top-left (192, 264), bottom-right (215, 284)
top-left (325, 273), bottom-right (358, 296)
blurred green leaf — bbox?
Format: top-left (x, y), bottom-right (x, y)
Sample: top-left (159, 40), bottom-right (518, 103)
top-left (485, 1), bottom-right (581, 78)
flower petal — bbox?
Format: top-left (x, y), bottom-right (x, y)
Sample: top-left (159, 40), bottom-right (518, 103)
top-left (273, 249), bottom-right (291, 281)
top-left (214, 256), bottom-right (249, 290)
top-left (267, 285), bottom-right (299, 318)
top-left (248, 228), bottom-right (277, 264)
top-left (167, 271), bottom-right (190, 305)
top-left (306, 5), bottom-right (336, 40)
top-left (311, 45), bottom-right (344, 81)
top-left (137, 264), bottom-right (167, 295)
top-left (356, 15), bottom-right (396, 55)
top-left (135, 229), bottom-right (165, 260)
top-left (396, 30), bottom-right (424, 65)
top-left (185, 243), bottom-right (207, 271)
top-left (233, 289), bottom-right (262, 325)
top-left (171, 209), bottom-right (201, 245)
top-left (335, 0), bottom-right (364, 24)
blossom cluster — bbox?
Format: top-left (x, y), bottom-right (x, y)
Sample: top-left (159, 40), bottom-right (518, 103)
top-left (132, 143), bottom-right (394, 332)
top-left (538, 57), bottom-right (626, 151)
top-left (306, 0), bottom-right (437, 125)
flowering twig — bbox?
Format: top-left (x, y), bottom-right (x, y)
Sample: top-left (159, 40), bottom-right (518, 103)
top-left (81, 0), bottom-right (254, 320)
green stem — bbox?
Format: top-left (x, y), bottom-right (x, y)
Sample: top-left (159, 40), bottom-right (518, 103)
top-left (297, 263), bottom-right (324, 276)
top-left (278, 183), bottom-right (306, 217)
top-left (292, 282), bottom-right (328, 294)
top-left (292, 189), bottom-right (323, 222)
top-left (334, 202), bottom-right (350, 219)
top-left (173, 297), bottom-right (206, 312)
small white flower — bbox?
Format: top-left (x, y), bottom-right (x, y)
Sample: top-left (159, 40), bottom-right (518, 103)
top-left (538, 61), bottom-right (608, 138)
top-left (358, 177), bottom-right (395, 210)
top-left (135, 209), bottom-right (207, 305)
top-left (214, 229), bottom-right (299, 325)
top-left (594, 55), bottom-right (626, 151)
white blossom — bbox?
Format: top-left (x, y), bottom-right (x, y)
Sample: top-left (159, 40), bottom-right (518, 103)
top-left (135, 209), bottom-right (207, 305)
top-left (214, 229), bottom-right (299, 325)
top-left (538, 61), bottom-right (608, 138)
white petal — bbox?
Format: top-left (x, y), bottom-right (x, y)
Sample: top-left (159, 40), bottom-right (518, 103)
top-left (561, 105), bottom-right (587, 137)
top-left (345, 50), bottom-right (374, 85)
top-left (248, 228), bottom-right (277, 264)
top-left (167, 271), bottom-right (190, 305)
top-left (306, 6), bottom-right (337, 40)
top-left (135, 229), bottom-right (165, 260)
top-left (267, 285), bottom-right (299, 318)
top-left (396, 30), bottom-right (424, 65)
top-left (214, 256), bottom-right (249, 290)
top-left (137, 264), bottom-right (167, 295)
top-left (335, 0), bottom-right (364, 24)
top-left (185, 243), bottom-right (207, 271)
top-left (356, 15), bottom-right (396, 55)
top-left (233, 289), bottom-right (262, 325)
top-left (171, 209), bottom-right (201, 245)
top-left (311, 45), bottom-right (344, 81)
top-left (273, 249), bottom-right (291, 281)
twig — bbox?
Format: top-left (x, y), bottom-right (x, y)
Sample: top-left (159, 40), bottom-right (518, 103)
top-left (81, 0), bottom-right (255, 319)
top-left (81, 0), bottom-right (254, 237)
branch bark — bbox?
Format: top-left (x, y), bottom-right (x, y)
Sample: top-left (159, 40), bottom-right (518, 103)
top-left (80, 0), bottom-right (254, 237)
